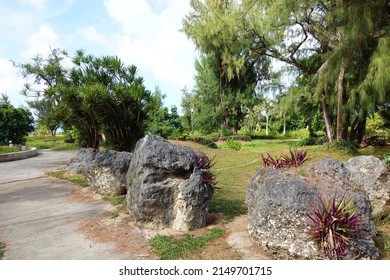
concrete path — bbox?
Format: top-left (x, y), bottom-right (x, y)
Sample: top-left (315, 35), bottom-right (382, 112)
top-left (0, 150), bottom-right (146, 260)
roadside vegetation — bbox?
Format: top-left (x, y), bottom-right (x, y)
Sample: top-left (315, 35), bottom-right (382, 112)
top-left (0, 242), bottom-right (5, 259)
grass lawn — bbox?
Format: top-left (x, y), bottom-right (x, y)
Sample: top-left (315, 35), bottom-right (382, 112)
top-left (192, 139), bottom-right (365, 216)
top-left (26, 134), bottom-right (79, 151)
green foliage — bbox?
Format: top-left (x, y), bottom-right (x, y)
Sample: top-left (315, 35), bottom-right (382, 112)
top-left (147, 105), bottom-right (184, 139)
top-left (150, 228), bottom-right (224, 260)
top-left (0, 242), bottom-right (5, 259)
top-left (383, 153), bottom-right (390, 166)
top-left (188, 136), bottom-right (218, 149)
top-left (325, 141), bottom-right (358, 155)
top-left (0, 99), bottom-right (34, 145)
top-left (306, 193), bottom-right (366, 259)
top-left (298, 136), bottom-right (327, 146)
top-left (17, 49), bottom-right (152, 152)
top-left (46, 170), bottom-right (89, 188)
top-left (225, 138), bottom-right (241, 151)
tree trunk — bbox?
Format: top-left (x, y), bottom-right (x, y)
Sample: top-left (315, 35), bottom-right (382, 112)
top-left (282, 116), bottom-right (286, 136)
top-left (336, 62), bottom-right (346, 142)
top-left (349, 115), bottom-right (359, 143)
top-left (342, 110), bottom-right (350, 141)
top-left (357, 116), bottom-right (367, 147)
top-left (321, 93), bottom-right (333, 142)
top-left (265, 114), bottom-right (269, 136)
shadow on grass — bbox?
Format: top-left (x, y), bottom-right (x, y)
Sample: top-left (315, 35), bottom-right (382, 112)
top-left (208, 198), bottom-right (247, 216)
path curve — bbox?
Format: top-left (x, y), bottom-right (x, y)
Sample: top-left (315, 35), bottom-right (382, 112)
top-left (0, 150), bottom-right (154, 260)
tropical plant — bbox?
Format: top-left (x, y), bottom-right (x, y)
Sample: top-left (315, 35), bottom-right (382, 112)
top-left (306, 193), bottom-right (366, 259)
top-left (197, 155), bottom-right (218, 193)
top-left (261, 148), bottom-right (307, 169)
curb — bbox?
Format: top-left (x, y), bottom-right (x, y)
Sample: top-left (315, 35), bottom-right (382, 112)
top-left (0, 148), bottom-right (38, 162)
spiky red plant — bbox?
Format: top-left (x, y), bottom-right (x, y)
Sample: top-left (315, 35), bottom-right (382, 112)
top-left (261, 148), bottom-right (307, 169)
top-left (197, 155), bottom-right (218, 191)
top-left (306, 193), bottom-right (366, 259)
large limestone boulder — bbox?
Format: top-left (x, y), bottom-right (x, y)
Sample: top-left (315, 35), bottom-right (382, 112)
top-left (67, 148), bottom-right (131, 196)
top-left (345, 156), bottom-right (390, 215)
top-left (246, 159), bottom-right (379, 260)
top-left (126, 135), bottom-right (213, 231)
top-left (83, 150), bottom-right (132, 196)
top-left (67, 148), bottom-right (97, 174)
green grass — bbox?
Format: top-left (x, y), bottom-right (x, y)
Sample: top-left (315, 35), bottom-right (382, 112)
top-left (0, 146), bottom-right (19, 154)
top-left (26, 134), bottom-right (79, 151)
top-left (46, 170), bottom-right (89, 188)
top-left (205, 140), bottom-right (390, 217)
top-left (0, 242), bottom-right (5, 259)
top-left (102, 195), bottom-right (126, 206)
top-left (150, 228), bottom-right (224, 260)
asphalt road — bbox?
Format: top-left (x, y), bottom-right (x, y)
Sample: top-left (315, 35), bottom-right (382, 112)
top-left (0, 150), bottom-right (137, 259)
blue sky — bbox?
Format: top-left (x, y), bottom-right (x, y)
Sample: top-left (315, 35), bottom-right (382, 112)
top-left (0, 0), bottom-right (197, 112)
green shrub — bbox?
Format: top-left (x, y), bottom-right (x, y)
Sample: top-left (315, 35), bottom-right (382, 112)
top-left (383, 153), bottom-right (390, 166)
top-left (188, 137), bottom-right (218, 149)
top-left (325, 140), bottom-right (358, 154)
top-left (366, 136), bottom-right (387, 146)
top-left (298, 135), bottom-right (327, 146)
top-left (226, 138), bottom-right (242, 151)
top-left (286, 128), bottom-right (310, 139)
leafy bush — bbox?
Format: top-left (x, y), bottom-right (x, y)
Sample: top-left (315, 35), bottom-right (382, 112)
top-left (298, 135), bottom-right (327, 146)
top-left (325, 140), bottom-right (358, 154)
top-left (285, 128), bottom-right (310, 139)
top-left (226, 138), bottom-right (241, 151)
top-left (197, 155), bottom-right (218, 193)
top-left (366, 136), bottom-right (387, 146)
top-left (383, 153), bottom-right (390, 166)
top-left (189, 137), bottom-right (218, 149)
top-left (261, 148), bottom-right (307, 169)
top-left (306, 193), bottom-right (366, 259)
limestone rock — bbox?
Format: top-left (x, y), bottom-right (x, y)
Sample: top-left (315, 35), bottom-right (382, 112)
top-left (84, 150), bottom-right (132, 196)
top-left (126, 135), bottom-right (212, 231)
top-left (346, 156), bottom-right (390, 215)
top-left (246, 164), bottom-right (379, 260)
top-left (67, 148), bottom-right (97, 174)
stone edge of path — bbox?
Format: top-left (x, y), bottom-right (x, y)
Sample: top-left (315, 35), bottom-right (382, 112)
top-left (0, 148), bottom-right (38, 162)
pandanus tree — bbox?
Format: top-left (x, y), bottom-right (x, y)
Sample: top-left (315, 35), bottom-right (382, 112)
top-left (16, 49), bottom-right (152, 151)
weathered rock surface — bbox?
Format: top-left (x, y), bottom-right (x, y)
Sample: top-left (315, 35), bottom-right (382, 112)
top-left (126, 135), bottom-right (212, 231)
top-left (346, 156), bottom-right (390, 215)
top-left (246, 158), bottom-right (380, 260)
top-left (67, 148), bottom-right (131, 196)
top-left (84, 150), bottom-right (132, 196)
top-left (67, 148), bottom-right (97, 174)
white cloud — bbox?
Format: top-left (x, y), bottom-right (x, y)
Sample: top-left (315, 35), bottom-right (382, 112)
top-left (17, 0), bottom-right (47, 10)
top-left (21, 25), bottom-right (61, 59)
top-left (0, 59), bottom-right (27, 106)
top-left (103, 0), bottom-right (196, 106)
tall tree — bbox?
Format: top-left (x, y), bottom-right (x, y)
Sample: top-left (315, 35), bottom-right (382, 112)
top-left (16, 49), bottom-right (152, 151)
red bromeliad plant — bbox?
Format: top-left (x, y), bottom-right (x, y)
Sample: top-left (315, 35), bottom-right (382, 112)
top-left (261, 148), bottom-right (307, 169)
top-left (197, 155), bottom-right (218, 192)
top-left (306, 193), bottom-right (366, 259)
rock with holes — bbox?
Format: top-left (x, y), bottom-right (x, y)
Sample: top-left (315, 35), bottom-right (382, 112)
top-left (83, 150), bottom-right (132, 196)
top-left (246, 166), bottom-right (379, 260)
top-left (345, 156), bottom-right (390, 215)
top-left (126, 135), bottom-right (213, 230)
top-left (67, 148), bottom-right (97, 174)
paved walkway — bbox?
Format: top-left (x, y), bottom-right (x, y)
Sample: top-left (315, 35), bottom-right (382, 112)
top-left (0, 150), bottom-right (147, 260)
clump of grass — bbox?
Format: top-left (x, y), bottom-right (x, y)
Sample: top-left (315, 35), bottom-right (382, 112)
top-left (102, 195), bottom-right (126, 206)
top-left (325, 140), bottom-right (358, 155)
top-left (46, 170), bottom-right (89, 188)
top-left (0, 242), bottom-right (5, 259)
top-left (225, 139), bottom-right (242, 151)
top-left (150, 228), bottom-right (224, 260)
